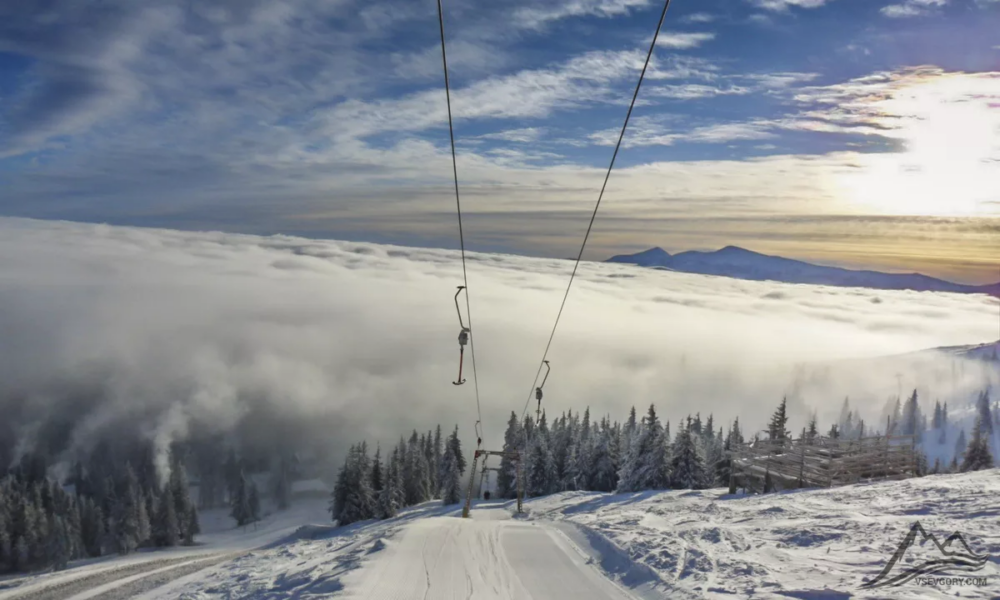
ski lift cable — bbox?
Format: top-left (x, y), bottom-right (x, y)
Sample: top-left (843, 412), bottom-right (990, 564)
top-left (438, 0), bottom-right (485, 446)
top-left (518, 0), bottom-right (674, 425)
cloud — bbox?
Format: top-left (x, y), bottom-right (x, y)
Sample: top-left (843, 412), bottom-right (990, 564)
top-left (880, 0), bottom-right (948, 18)
top-left (514, 0), bottom-right (651, 29)
top-left (748, 0), bottom-right (833, 11)
top-left (656, 32), bottom-right (716, 49)
top-left (680, 12), bottom-right (716, 23)
top-left (0, 218), bottom-right (995, 471)
top-left (646, 84), bottom-right (752, 99)
top-left (475, 128), bottom-right (546, 143)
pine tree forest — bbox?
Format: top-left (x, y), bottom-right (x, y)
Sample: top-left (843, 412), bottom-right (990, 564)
top-left (331, 388), bottom-right (997, 529)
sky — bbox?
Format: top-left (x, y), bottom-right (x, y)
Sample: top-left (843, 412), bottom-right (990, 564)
top-left (0, 0), bottom-right (998, 284)
top-left (1, 218), bottom-right (996, 467)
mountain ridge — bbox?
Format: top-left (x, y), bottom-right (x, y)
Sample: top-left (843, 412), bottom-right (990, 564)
top-left (606, 246), bottom-right (1000, 294)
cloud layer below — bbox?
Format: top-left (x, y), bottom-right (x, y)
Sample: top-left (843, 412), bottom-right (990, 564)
top-left (0, 218), bottom-right (996, 466)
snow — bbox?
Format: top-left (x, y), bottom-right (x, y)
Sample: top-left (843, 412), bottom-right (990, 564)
top-left (6, 473), bottom-right (999, 598)
top-left (0, 499), bottom-right (329, 600)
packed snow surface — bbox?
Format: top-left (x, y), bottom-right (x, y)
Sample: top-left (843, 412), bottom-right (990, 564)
top-left (5, 471), bottom-right (1000, 599)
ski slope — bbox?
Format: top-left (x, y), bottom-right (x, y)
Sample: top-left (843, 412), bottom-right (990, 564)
top-left (340, 506), bottom-right (637, 600)
top-left (142, 470), bottom-right (998, 599)
top-left (4, 471), bottom-right (999, 599)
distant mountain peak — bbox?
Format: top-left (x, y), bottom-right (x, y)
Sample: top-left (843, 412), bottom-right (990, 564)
top-left (605, 245), bottom-right (999, 295)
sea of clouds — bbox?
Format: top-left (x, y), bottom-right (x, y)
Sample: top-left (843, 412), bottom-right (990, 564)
top-left (0, 217), bottom-right (996, 471)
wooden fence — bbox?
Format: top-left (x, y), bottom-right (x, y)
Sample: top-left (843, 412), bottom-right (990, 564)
top-left (727, 434), bottom-right (918, 494)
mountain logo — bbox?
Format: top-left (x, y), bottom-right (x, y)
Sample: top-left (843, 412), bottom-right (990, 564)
top-left (861, 522), bottom-right (989, 589)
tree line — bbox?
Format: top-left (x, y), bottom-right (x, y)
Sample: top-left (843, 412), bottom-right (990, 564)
top-left (330, 388), bottom-right (996, 527)
top-left (0, 442), bottom-right (198, 574)
top-left (330, 425), bottom-right (466, 525)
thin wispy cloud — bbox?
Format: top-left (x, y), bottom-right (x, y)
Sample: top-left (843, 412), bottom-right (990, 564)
top-left (881, 0), bottom-right (948, 18)
top-left (748, 0), bottom-right (834, 11)
top-left (514, 0), bottom-right (651, 29)
top-left (680, 12), bottom-right (717, 23)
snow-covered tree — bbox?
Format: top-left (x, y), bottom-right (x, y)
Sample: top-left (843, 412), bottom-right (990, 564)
top-left (670, 424), bottom-right (707, 490)
top-left (377, 447), bottom-right (404, 519)
top-left (332, 443), bottom-right (376, 526)
top-left (432, 425), bottom-right (444, 498)
top-left (440, 447), bottom-right (462, 505)
top-left (617, 405), bottom-right (669, 492)
top-left (962, 415), bottom-right (995, 472)
top-left (498, 412), bottom-right (522, 499)
top-left (404, 432), bottom-right (431, 506)
top-left (448, 426), bottom-right (466, 476)
top-left (526, 413), bottom-right (556, 496)
top-left (589, 418), bottom-right (618, 492)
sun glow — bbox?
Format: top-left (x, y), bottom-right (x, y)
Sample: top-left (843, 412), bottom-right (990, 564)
top-left (834, 71), bottom-right (1000, 217)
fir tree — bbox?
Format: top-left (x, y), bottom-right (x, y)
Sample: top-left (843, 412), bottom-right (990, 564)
top-left (448, 426), bottom-right (466, 476)
top-left (229, 471), bottom-right (252, 528)
top-left (806, 413), bottom-right (818, 441)
top-left (335, 444), bottom-right (376, 526)
top-left (624, 406), bottom-right (638, 450)
top-left (617, 405), bottom-right (668, 492)
top-left (248, 482), bottom-right (261, 526)
top-left (589, 418), bottom-right (618, 492)
top-left (526, 432), bottom-right (554, 497)
top-left (901, 389), bottom-right (922, 440)
top-left (432, 425), bottom-right (444, 499)
top-left (498, 412), bottom-right (521, 499)
top-left (955, 428), bottom-right (968, 460)
top-left (154, 492), bottom-right (179, 546)
top-left (371, 445), bottom-right (384, 495)
top-left (440, 447), bottom-right (462, 505)
top-left (670, 426), bottom-right (707, 490)
top-left (167, 452), bottom-right (197, 545)
top-left (137, 490), bottom-right (151, 547)
top-left (961, 415), bottom-right (995, 472)
top-left (976, 390), bottom-right (994, 438)
top-left (112, 465), bottom-right (141, 555)
top-left (48, 516), bottom-right (70, 571)
top-left (403, 432), bottom-right (430, 506)
top-left (768, 397), bottom-right (790, 444)
top-left (377, 447), bottom-right (404, 519)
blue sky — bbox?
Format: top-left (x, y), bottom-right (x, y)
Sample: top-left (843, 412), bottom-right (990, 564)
top-left (1, 0), bottom-right (998, 282)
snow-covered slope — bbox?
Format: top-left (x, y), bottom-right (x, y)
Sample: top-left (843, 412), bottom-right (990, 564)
top-left (22, 470), bottom-right (978, 599)
top-left (607, 246), bottom-right (1000, 294)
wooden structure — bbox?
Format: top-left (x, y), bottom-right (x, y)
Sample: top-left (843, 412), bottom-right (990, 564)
top-left (728, 434), bottom-right (918, 494)
top-left (463, 449), bottom-right (523, 518)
